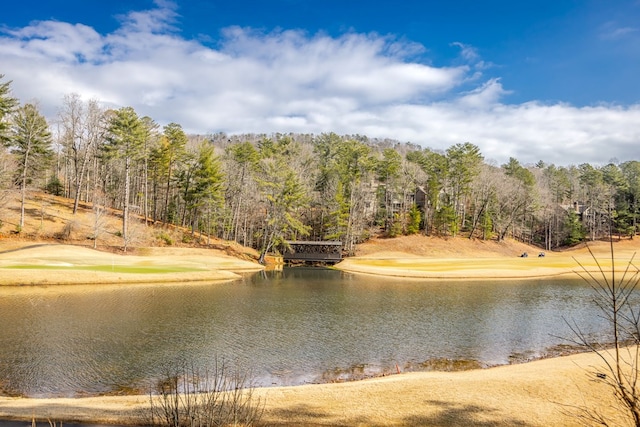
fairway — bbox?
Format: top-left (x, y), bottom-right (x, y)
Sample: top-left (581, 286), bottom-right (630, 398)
top-left (3, 264), bottom-right (205, 274)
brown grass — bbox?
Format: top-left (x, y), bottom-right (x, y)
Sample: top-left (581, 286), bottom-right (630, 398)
top-left (338, 234), bottom-right (640, 279)
top-left (0, 190), bottom-right (259, 260)
top-left (0, 191), bottom-right (263, 285)
top-left (0, 351), bottom-right (628, 426)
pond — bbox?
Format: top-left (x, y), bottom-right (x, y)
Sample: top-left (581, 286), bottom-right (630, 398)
top-left (0, 268), bottom-right (610, 397)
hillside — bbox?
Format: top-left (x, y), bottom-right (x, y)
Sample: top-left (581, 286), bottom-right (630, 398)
top-left (1, 190), bottom-right (638, 267)
top-left (0, 190), bottom-right (539, 260)
top-left (339, 230), bottom-right (640, 280)
top-left (353, 234), bottom-right (541, 258)
top-left (354, 232), bottom-right (640, 258)
top-left (0, 190), bottom-right (259, 260)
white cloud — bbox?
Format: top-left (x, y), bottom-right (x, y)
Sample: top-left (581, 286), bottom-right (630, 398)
top-left (6, 21), bottom-right (103, 62)
top-left (456, 78), bottom-right (511, 108)
top-left (599, 21), bottom-right (639, 40)
top-left (0, 2), bottom-right (638, 166)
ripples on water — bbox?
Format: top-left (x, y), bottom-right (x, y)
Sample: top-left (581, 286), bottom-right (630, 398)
top-left (0, 269), bottom-right (613, 397)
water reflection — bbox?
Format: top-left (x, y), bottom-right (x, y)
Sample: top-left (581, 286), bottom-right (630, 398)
top-left (0, 269), bottom-right (609, 397)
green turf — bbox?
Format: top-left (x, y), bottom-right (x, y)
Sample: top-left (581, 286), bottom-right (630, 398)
top-left (2, 265), bottom-right (205, 274)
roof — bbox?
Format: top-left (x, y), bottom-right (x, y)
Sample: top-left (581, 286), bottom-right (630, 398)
top-left (285, 240), bottom-right (342, 245)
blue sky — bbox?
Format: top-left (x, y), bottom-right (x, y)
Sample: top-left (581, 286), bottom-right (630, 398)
top-left (1, 0), bottom-right (639, 165)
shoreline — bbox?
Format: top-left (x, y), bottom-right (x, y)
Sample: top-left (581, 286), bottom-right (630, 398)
top-left (334, 238), bottom-right (640, 280)
top-left (0, 350), bottom-right (628, 426)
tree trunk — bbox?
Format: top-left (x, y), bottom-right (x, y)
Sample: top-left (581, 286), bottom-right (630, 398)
top-left (123, 156), bottom-right (130, 252)
top-left (72, 159), bottom-right (88, 215)
top-left (143, 141), bottom-right (149, 226)
top-left (19, 146), bottom-right (31, 230)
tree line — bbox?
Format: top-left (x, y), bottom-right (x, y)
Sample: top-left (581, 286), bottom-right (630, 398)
top-left (1, 74), bottom-right (639, 258)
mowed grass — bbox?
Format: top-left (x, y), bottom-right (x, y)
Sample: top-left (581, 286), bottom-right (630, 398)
top-left (352, 257), bottom-right (574, 270)
top-left (2, 265), bottom-right (205, 274)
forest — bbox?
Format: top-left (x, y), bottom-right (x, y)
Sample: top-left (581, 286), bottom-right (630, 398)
top-left (1, 74), bottom-right (639, 259)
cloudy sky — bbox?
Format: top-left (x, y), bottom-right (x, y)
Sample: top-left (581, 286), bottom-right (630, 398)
top-left (1, 0), bottom-right (639, 166)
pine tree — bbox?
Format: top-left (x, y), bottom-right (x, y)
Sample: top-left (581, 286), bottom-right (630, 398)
top-left (0, 75), bottom-right (19, 145)
top-left (256, 138), bottom-right (310, 263)
top-left (406, 204), bottom-right (422, 235)
top-left (103, 107), bottom-right (145, 251)
top-left (9, 103), bottom-right (53, 230)
top-left (564, 209), bottom-right (585, 246)
top-left (184, 142), bottom-right (224, 238)
top-left (160, 122), bottom-right (188, 223)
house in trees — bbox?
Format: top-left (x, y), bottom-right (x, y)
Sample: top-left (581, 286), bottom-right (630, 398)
top-left (562, 201), bottom-right (612, 240)
top-left (414, 186), bottom-right (427, 211)
top-left (563, 202), bottom-right (588, 218)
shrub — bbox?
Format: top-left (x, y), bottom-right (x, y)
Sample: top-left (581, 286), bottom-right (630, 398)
top-left (157, 232), bottom-right (173, 246)
top-left (149, 358), bottom-right (264, 427)
top-left (57, 220), bottom-right (79, 240)
top-left (45, 176), bottom-right (64, 196)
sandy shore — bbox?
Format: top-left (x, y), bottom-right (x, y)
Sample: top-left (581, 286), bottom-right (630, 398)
top-left (0, 350), bottom-right (628, 426)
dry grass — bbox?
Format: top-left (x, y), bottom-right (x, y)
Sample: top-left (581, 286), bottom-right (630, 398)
top-left (338, 234), bottom-right (640, 279)
top-left (0, 190), bottom-right (259, 260)
top-left (0, 351), bottom-right (628, 426)
top-left (0, 243), bottom-right (263, 285)
top-left (0, 191), bottom-right (263, 285)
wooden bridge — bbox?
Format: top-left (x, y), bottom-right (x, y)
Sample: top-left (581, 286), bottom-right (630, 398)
top-left (283, 241), bottom-right (343, 264)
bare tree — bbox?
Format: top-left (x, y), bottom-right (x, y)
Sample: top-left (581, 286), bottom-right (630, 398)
top-left (91, 189), bottom-right (108, 249)
top-left (58, 94), bottom-right (105, 214)
top-left (565, 240), bottom-right (640, 426)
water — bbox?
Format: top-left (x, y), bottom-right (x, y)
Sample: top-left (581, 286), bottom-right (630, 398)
top-left (0, 268), bottom-right (611, 397)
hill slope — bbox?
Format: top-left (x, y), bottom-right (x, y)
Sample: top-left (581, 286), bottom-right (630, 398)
top-left (353, 234), bottom-right (541, 258)
top-left (0, 190), bottom-right (258, 260)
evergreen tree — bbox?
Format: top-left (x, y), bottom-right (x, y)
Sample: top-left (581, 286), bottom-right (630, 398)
top-left (184, 142), bottom-right (224, 239)
top-left (376, 148), bottom-right (402, 234)
top-left (564, 209), bottom-right (586, 245)
top-left (330, 139), bottom-right (375, 253)
top-left (103, 107), bottom-right (145, 251)
top-left (0, 75), bottom-right (19, 195)
top-left (621, 161), bottom-right (640, 237)
top-left (9, 103), bottom-right (53, 230)
top-left (0, 75), bottom-right (19, 145)
top-left (256, 137), bottom-right (310, 263)
top-left (445, 142), bottom-right (483, 235)
top-left (502, 157), bottom-right (537, 243)
top-left (406, 204), bottom-right (422, 235)
top-left (407, 148), bottom-right (448, 235)
top-left (159, 122), bottom-right (188, 222)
